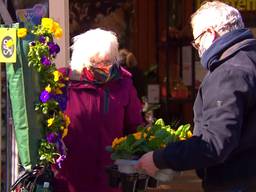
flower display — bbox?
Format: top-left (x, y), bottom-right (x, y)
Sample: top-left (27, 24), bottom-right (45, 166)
top-left (18, 17), bottom-right (69, 168)
top-left (107, 118), bottom-right (192, 160)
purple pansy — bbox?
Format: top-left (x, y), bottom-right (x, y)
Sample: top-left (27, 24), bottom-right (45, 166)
top-left (40, 90), bottom-right (50, 103)
top-left (29, 41), bottom-right (36, 46)
top-left (48, 42), bottom-right (60, 55)
top-left (53, 94), bottom-right (67, 111)
top-left (38, 36), bottom-right (46, 43)
top-left (41, 56), bottom-right (51, 66)
top-left (46, 133), bottom-right (57, 143)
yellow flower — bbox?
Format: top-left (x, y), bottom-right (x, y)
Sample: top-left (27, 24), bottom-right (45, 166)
top-left (6, 39), bottom-right (14, 48)
top-left (62, 128), bottom-right (68, 138)
top-left (187, 130), bottom-right (193, 138)
top-left (53, 70), bottom-right (62, 82)
top-left (133, 132), bottom-right (147, 140)
top-left (64, 114), bottom-right (70, 127)
top-left (52, 21), bottom-right (60, 32)
top-left (58, 83), bottom-right (65, 88)
top-left (112, 138), bottom-right (119, 149)
top-left (149, 136), bottom-right (155, 141)
top-left (45, 84), bottom-right (51, 92)
top-left (47, 117), bottom-right (55, 127)
top-left (54, 27), bottom-right (63, 39)
top-left (41, 17), bottom-right (54, 31)
top-left (55, 88), bottom-right (63, 94)
top-left (111, 136), bottom-right (127, 149)
top-left (17, 28), bottom-right (27, 38)
top-left (179, 137), bottom-right (186, 141)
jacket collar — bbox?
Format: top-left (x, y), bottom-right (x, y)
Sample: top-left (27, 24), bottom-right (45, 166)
top-left (201, 28), bottom-right (254, 71)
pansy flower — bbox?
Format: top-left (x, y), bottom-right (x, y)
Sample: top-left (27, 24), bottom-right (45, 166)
top-left (47, 117), bottom-right (55, 127)
top-left (47, 42), bottom-right (60, 55)
top-left (41, 56), bottom-right (51, 66)
top-left (41, 17), bottom-right (54, 32)
top-left (17, 28), bottom-right (27, 38)
top-left (53, 70), bottom-right (62, 82)
top-left (46, 132), bottom-right (57, 143)
top-left (39, 36), bottom-right (46, 43)
top-left (40, 90), bottom-right (50, 103)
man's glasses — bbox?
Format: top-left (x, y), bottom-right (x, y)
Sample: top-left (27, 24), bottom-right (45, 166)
top-left (191, 30), bottom-right (207, 49)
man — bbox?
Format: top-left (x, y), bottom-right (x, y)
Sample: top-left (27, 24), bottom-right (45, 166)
top-left (135, 1), bottom-right (256, 191)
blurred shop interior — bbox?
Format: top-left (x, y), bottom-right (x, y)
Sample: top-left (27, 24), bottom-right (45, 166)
top-left (1, 0), bottom-right (256, 191)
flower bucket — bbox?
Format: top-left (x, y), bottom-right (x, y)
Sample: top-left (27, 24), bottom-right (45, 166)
top-left (105, 164), bottom-right (120, 188)
top-left (135, 173), bottom-right (149, 191)
top-left (115, 159), bottom-right (138, 174)
top-left (147, 177), bottom-right (159, 188)
top-left (120, 172), bottom-right (138, 192)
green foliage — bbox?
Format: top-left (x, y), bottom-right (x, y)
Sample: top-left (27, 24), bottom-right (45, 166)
top-left (107, 118), bottom-right (192, 160)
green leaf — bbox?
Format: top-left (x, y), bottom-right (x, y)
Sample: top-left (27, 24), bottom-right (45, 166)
top-left (155, 118), bottom-right (165, 127)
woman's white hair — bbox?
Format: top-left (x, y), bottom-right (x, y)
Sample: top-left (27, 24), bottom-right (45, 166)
top-left (70, 28), bottom-right (119, 72)
top-left (191, 1), bottom-right (244, 36)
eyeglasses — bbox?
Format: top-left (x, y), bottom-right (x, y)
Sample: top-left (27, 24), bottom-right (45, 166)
top-left (191, 30), bottom-right (207, 49)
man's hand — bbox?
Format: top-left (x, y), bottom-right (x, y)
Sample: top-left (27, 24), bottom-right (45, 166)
top-left (134, 151), bottom-right (159, 177)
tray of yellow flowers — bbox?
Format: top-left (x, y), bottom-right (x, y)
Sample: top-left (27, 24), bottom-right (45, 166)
top-left (105, 118), bottom-right (192, 191)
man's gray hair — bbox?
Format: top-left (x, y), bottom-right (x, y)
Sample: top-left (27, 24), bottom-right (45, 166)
top-left (191, 1), bottom-right (244, 35)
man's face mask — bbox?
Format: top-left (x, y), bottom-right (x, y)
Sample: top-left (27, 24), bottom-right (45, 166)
top-left (198, 30), bottom-right (216, 58)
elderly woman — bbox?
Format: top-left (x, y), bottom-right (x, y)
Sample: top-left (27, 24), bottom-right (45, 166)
top-left (54, 28), bottom-right (143, 192)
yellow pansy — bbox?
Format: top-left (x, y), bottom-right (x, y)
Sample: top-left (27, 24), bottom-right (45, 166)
top-left (179, 137), bottom-right (186, 141)
top-left (58, 83), bottom-right (65, 88)
top-left (55, 88), bottom-right (63, 94)
top-left (187, 130), bottom-right (193, 138)
top-left (65, 115), bottom-right (70, 127)
top-left (6, 39), bottom-right (14, 48)
top-left (149, 136), bottom-right (155, 141)
top-left (62, 128), bottom-right (68, 138)
top-left (111, 136), bottom-right (127, 149)
top-left (17, 28), bottom-right (27, 38)
top-left (53, 70), bottom-right (61, 82)
top-left (54, 27), bottom-right (63, 39)
top-left (133, 132), bottom-right (146, 140)
top-left (41, 17), bottom-right (54, 31)
top-left (47, 117), bottom-right (55, 127)
top-left (45, 84), bottom-right (51, 92)
top-left (52, 21), bottom-right (60, 32)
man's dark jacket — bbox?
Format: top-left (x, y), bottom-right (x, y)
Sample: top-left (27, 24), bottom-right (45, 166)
top-left (153, 28), bottom-right (256, 184)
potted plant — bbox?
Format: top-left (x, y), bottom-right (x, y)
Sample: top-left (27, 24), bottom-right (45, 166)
top-left (106, 118), bottom-right (192, 191)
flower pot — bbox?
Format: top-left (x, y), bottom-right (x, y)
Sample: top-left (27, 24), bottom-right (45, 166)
top-left (115, 159), bottom-right (138, 174)
top-left (120, 173), bottom-right (138, 192)
top-left (135, 173), bottom-right (149, 191)
top-left (105, 165), bottom-right (120, 188)
top-left (147, 177), bottom-right (159, 188)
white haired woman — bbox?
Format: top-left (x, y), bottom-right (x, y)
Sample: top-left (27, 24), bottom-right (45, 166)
top-left (53, 28), bottom-right (143, 192)
top-left (136, 1), bottom-right (256, 191)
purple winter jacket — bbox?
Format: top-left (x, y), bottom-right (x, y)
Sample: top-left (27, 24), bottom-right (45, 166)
top-left (53, 67), bottom-right (143, 192)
